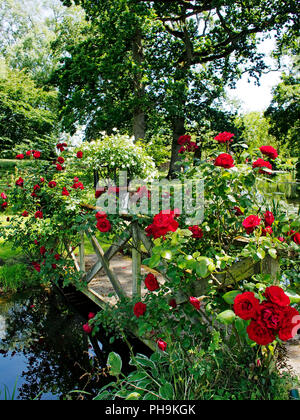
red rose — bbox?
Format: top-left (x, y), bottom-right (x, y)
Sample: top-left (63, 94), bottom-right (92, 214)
top-left (52, 264), bottom-right (57, 269)
top-left (264, 286), bottom-right (290, 308)
top-left (88, 312), bottom-right (96, 320)
top-left (157, 339), bottom-right (167, 352)
top-left (56, 164), bottom-right (63, 171)
top-left (134, 302), bottom-right (146, 318)
top-left (145, 273), bottom-right (159, 291)
top-left (26, 150), bottom-right (32, 156)
top-left (77, 151), bottom-right (83, 159)
top-left (57, 157), bottom-right (65, 164)
top-left (169, 299), bottom-right (177, 309)
top-left (16, 177), bottom-right (24, 187)
top-left (40, 246), bottom-right (46, 255)
top-left (259, 146), bottom-right (278, 160)
top-left (95, 211), bottom-right (107, 220)
top-left (32, 262), bottom-right (41, 273)
top-left (188, 225), bottom-right (204, 239)
top-left (95, 188), bottom-right (106, 198)
top-left (96, 218), bottom-right (111, 233)
top-left (258, 301), bottom-right (285, 332)
top-left (22, 211), bottom-right (29, 217)
top-left (83, 323), bottom-right (93, 334)
top-left (34, 211), bottom-right (43, 219)
top-left (247, 320), bottom-right (275, 345)
top-left (233, 292), bottom-right (260, 320)
top-left (262, 226), bottom-right (273, 236)
top-left (214, 132), bottom-right (234, 143)
top-left (16, 154), bottom-right (24, 160)
top-left (234, 206), bottom-right (244, 216)
top-left (252, 159), bottom-right (272, 174)
top-left (33, 151), bottom-right (41, 159)
top-left (1, 202), bottom-right (8, 209)
top-left (189, 297), bottom-right (201, 311)
top-left (178, 135), bottom-right (192, 145)
top-left (264, 211), bottom-right (275, 227)
top-left (145, 210), bottom-right (179, 239)
top-left (48, 181), bottom-right (57, 188)
top-left (292, 232), bottom-right (300, 245)
top-left (214, 153), bottom-right (235, 169)
top-left (54, 254), bottom-right (60, 261)
top-left (62, 187), bottom-right (70, 196)
top-left (1, 192), bottom-right (7, 200)
top-left (242, 215), bottom-right (261, 234)
top-left (72, 182), bottom-right (84, 190)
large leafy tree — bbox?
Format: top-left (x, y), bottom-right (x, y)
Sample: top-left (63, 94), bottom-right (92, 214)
top-left (0, 60), bottom-right (58, 158)
top-left (58, 0), bottom-right (299, 176)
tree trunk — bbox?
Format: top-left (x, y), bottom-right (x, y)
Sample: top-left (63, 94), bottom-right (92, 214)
top-left (132, 27), bottom-right (146, 142)
top-left (168, 116), bottom-right (186, 178)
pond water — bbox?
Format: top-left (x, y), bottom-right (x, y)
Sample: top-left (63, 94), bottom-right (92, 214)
top-left (0, 287), bottom-right (144, 400)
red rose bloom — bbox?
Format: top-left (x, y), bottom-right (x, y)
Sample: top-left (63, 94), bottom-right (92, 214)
top-left (72, 182), bottom-right (84, 190)
top-left (214, 153), bottom-right (235, 169)
top-left (77, 151), bottom-right (83, 159)
top-left (26, 150), bottom-right (32, 156)
top-left (252, 159), bottom-right (272, 174)
top-left (258, 301), bottom-right (285, 332)
top-left (96, 218), bottom-right (111, 233)
top-left (48, 181), bottom-right (57, 188)
top-left (16, 154), bottom-right (24, 160)
top-left (1, 202), bottom-right (7, 209)
top-left (264, 211), bottom-right (275, 227)
top-left (242, 215), bottom-right (261, 234)
top-left (95, 211), bottom-right (107, 220)
top-left (33, 151), bottom-right (41, 159)
top-left (62, 187), bottom-right (70, 196)
top-left (247, 320), bottom-right (276, 346)
top-left (214, 132), bottom-right (234, 143)
top-left (145, 210), bottom-right (179, 239)
top-left (40, 246), bottom-right (46, 255)
top-left (56, 164), bottom-right (63, 171)
top-left (1, 192), bottom-right (7, 200)
top-left (133, 302), bottom-right (146, 318)
top-left (234, 206), bottom-right (244, 216)
top-left (34, 211), bottom-right (43, 219)
top-left (189, 297), bottom-right (201, 311)
top-left (57, 157), bottom-right (65, 164)
top-left (145, 273), bottom-right (159, 291)
top-left (188, 225), bottom-right (204, 239)
top-left (88, 312), bottom-right (96, 320)
top-left (54, 254), bottom-right (60, 261)
top-left (233, 292), bottom-right (260, 320)
top-left (262, 226), bottom-right (273, 236)
top-left (259, 146), bottom-right (278, 160)
top-left (22, 211), bottom-right (29, 217)
top-left (83, 323), bottom-right (93, 334)
top-left (292, 232), bottom-right (300, 245)
top-left (264, 286), bottom-right (290, 308)
top-left (178, 135), bottom-right (192, 145)
top-left (16, 177), bottom-right (24, 187)
top-left (157, 339), bottom-right (167, 352)
top-left (169, 299), bottom-right (177, 309)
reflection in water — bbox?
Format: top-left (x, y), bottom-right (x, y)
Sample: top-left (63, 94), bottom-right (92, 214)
top-left (0, 288), bottom-right (119, 400)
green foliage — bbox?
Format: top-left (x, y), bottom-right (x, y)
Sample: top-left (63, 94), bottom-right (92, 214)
top-left (0, 60), bottom-right (58, 157)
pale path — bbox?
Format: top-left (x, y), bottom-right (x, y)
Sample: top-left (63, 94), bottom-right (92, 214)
top-left (285, 336), bottom-right (300, 380)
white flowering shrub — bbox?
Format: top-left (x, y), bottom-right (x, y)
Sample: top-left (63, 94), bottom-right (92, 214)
top-left (80, 133), bottom-right (158, 182)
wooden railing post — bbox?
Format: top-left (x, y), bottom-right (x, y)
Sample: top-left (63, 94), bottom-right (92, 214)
top-left (132, 221), bottom-right (142, 298)
top-left (79, 231), bottom-right (86, 273)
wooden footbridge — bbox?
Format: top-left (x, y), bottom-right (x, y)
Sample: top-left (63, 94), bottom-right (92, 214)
top-left (63, 212), bottom-right (283, 350)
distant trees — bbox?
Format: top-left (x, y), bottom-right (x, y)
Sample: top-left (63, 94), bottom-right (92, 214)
top-left (58, 0), bottom-right (299, 176)
top-left (0, 60), bottom-right (58, 158)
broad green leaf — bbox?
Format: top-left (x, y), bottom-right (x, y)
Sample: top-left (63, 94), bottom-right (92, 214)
top-left (222, 290), bottom-right (242, 305)
top-left (256, 249), bottom-right (265, 260)
top-left (217, 310), bottom-right (236, 325)
top-left (159, 383), bottom-right (174, 400)
top-left (107, 352), bottom-right (122, 376)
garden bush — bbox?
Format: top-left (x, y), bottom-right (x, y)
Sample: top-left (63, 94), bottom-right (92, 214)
top-left (0, 131), bottom-right (299, 400)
